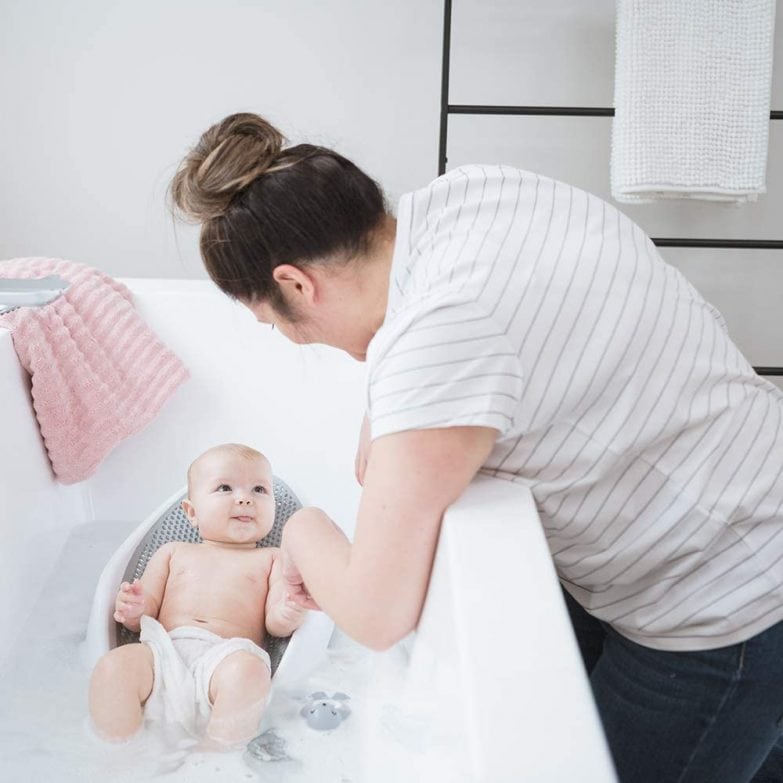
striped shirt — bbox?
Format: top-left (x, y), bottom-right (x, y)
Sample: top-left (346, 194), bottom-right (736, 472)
top-left (366, 164), bottom-right (783, 652)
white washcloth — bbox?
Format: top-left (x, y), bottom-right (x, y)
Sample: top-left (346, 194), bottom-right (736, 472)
top-left (611, 0), bottom-right (776, 204)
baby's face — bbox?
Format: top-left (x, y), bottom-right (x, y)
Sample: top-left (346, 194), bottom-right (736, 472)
top-left (185, 451), bottom-right (276, 547)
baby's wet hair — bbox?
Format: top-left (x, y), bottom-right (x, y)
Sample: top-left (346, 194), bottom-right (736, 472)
top-left (186, 443), bottom-right (269, 497)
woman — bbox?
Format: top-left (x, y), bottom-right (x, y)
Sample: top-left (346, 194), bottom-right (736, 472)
top-left (170, 112), bottom-right (783, 783)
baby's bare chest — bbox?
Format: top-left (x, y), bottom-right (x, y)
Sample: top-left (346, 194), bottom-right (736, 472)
top-left (169, 547), bottom-right (272, 600)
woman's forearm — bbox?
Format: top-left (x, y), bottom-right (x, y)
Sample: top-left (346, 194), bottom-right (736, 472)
top-left (282, 507), bottom-right (410, 650)
top-left (285, 428), bottom-right (496, 650)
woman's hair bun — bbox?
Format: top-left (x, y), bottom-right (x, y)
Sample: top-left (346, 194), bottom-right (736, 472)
top-left (170, 113), bottom-right (285, 221)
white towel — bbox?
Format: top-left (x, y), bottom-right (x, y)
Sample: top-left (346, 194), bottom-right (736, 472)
top-left (611, 0), bottom-right (776, 204)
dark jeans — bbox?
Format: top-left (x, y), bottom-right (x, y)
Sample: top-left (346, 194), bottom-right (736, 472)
top-left (562, 588), bottom-right (783, 783)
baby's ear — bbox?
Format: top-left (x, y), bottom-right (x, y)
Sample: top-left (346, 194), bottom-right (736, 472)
top-left (181, 499), bottom-right (197, 527)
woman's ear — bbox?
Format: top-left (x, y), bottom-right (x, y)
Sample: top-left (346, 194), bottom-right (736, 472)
top-left (272, 264), bottom-right (318, 306)
top-left (181, 499), bottom-right (197, 528)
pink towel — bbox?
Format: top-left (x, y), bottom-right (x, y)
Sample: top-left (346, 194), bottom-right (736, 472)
top-left (0, 258), bottom-right (189, 484)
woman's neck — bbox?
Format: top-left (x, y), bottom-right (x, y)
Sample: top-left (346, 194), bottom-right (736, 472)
top-left (362, 214), bottom-right (397, 337)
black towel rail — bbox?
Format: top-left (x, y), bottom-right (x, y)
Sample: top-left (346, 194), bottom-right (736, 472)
top-left (438, 0), bottom-right (782, 378)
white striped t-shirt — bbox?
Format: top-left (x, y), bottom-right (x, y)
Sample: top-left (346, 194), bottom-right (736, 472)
top-left (366, 164), bottom-right (783, 652)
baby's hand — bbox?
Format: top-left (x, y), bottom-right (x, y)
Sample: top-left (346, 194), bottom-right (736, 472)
top-left (113, 580), bottom-right (146, 624)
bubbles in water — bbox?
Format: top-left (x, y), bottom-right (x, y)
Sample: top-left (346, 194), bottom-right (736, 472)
top-left (0, 522), bottom-right (468, 782)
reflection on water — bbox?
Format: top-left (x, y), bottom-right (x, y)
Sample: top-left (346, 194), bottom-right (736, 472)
top-left (0, 521), bottom-right (468, 783)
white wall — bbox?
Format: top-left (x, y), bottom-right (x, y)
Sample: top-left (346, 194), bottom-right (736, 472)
top-left (447, 0), bottom-right (783, 386)
top-left (1, 0), bottom-right (780, 378)
top-left (0, 0), bottom-right (443, 278)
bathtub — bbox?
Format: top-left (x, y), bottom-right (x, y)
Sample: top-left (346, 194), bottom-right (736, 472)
top-left (0, 279), bottom-right (616, 782)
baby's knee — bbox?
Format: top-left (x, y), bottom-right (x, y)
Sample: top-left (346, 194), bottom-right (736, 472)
top-left (88, 644), bottom-right (155, 740)
top-left (206, 652), bottom-right (271, 746)
top-left (209, 651), bottom-right (270, 702)
top-left (91, 644), bottom-right (154, 693)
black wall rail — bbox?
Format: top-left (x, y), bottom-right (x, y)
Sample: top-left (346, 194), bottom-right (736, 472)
top-left (438, 0), bottom-right (782, 378)
top-left (448, 105), bottom-right (783, 120)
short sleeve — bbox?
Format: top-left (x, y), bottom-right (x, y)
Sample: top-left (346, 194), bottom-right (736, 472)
top-left (366, 297), bottom-right (524, 440)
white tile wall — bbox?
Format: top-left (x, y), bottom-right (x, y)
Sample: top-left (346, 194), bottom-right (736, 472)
top-left (446, 0), bottom-right (783, 387)
top-left (450, 0), bottom-right (616, 107)
top-left (450, 0), bottom-right (783, 108)
top-left (447, 116), bottom-right (783, 241)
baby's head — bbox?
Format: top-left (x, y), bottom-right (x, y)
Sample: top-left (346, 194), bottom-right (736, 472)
top-left (181, 443), bottom-right (275, 548)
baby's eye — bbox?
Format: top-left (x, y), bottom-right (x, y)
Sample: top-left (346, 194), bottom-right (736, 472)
top-left (217, 484), bottom-right (231, 492)
top-left (253, 485), bottom-right (267, 494)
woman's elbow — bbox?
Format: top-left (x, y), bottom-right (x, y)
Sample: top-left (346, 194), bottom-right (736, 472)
top-left (346, 615), bottom-right (415, 652)
top-left (361, 632), bottom-right (403, 652)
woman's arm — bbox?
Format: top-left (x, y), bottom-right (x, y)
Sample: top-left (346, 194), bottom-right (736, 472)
top-left (354, 412), bottom-right (371, 486)
top-left (282, 425), bottom-right (497, 650)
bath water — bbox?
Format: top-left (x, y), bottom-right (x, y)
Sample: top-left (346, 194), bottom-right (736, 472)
top-left (0, 519), bottom-right (469, 782)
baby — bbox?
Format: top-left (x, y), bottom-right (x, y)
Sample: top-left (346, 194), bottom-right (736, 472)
top-left (88, 443), bottom-right (308, 748)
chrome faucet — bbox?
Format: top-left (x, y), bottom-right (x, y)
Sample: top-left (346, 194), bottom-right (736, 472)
top-left (0, 275), bottom-right (69, 315)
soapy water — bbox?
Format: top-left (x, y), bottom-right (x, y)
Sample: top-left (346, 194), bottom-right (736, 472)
top-left (0, 520), bottom-right (470, 782)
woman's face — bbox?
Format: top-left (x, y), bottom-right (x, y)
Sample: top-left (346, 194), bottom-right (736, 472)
top-left (244, 297), bottom-right (371, 361)
top-left (247, 299), bottom-right (307, 344)
top-left (242, 243), bottom-right (393, 362)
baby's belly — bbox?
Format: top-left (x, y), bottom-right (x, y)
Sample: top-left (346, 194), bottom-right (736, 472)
top-left (158, 609), bottom-right (265, 644)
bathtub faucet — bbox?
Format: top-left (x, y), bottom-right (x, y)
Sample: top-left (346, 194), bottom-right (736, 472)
top-left (0, 275), bottom-right (69, 315)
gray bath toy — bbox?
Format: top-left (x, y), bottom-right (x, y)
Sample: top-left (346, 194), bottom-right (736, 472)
top-left (245, 728), bottom-right (292, 763)
top-left (300, 692), bottom-right (351, 730)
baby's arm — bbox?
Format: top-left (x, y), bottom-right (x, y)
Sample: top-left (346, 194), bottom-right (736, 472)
top-left (265, 549), bottom-right (309, 638)
top-left (113, 542), bottom-right (175, 632)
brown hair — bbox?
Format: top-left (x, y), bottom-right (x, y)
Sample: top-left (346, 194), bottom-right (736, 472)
top-left (170, 113), bottom-right (387, 320)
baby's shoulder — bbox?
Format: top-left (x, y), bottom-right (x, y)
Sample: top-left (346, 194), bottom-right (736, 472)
top-left (253, 545), bottom-right (278, 565)
top-left (150, 540), bottom-right (183, 558)
top-left (156, 540), bottom-right (198, 561)
top-left (163, 540), bottom-right (195, 553)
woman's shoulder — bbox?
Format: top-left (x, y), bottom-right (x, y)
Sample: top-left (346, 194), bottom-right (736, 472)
top-left (417, 164), bottom-right (610, 212)
top-left (401, 164), bottom-right (559, 236)
top-left (436, 163), bottom-right (534, 183)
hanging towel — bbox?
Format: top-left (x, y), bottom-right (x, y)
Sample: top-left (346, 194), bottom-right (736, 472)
top-left (611, 0), bottom-right (776, 204)
top-left (0, 258), bottom-right (189, 484)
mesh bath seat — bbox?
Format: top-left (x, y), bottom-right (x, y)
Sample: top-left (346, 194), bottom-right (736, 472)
top-left (116, 477), bottom-right (302, 675)
top-left (84, 477), bottom-right (333, 684)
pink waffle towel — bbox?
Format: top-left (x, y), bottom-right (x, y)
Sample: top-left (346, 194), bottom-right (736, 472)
top-left (0, 258), bottom-right (189, 484)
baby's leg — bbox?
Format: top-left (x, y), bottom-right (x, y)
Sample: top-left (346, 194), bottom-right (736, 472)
top-left (206, 651), bottom-right (271, 747)
top-left (89, 643), bottom-right (154, 741)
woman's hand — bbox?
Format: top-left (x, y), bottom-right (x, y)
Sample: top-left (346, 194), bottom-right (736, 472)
top-left (278, 593), bottom-right (310, 624)
top-left (114, 580), bottom-right (146, 624)
top-left (280, 543), bottom-right (321, 611)
top-left (354, 412), bottom-right (371, 486)
top-left (279, 506), bottom-right (351, 614)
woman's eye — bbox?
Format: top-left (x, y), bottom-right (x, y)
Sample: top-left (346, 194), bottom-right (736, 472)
top-left (217, 484), bottom-right (231, 492)
top-left (253, 485), bottom-right (267, 494)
